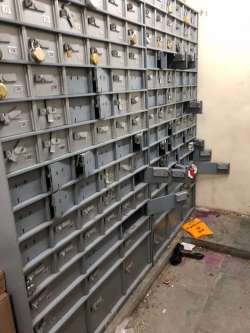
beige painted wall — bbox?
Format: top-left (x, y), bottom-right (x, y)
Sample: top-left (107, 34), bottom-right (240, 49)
top-left (185, 0), bottom-right (250, 214)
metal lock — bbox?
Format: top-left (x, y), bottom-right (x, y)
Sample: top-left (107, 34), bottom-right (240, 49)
top-left (127, 2), bottom-right (134, 12)
top-left (88, 16), bottom-right (100, 28)
top-left (131, 96), bottom-right (139, 104)
top-left (156, 36), bottom-right (162, 48)
top-left (29, 39), bottom-right (45, 63)
top-left (128, 29), bottom-right (137, 45)
top-left (167, 0), bottom-right (173, 14)
top-left (0, 82), bottom-right (8, 99)
top-left (146, 32), bottom-right (151, 45)
top-left (63, 43), bottom-right (79, 59)
top-left (167, 38), bottom-right (173, 50)
top-left (0, 108), bottom-right (22, 125)
top-left (132, 116), bottom-right (140, 126)
top-left (90, 47), bottom-right (100, 65)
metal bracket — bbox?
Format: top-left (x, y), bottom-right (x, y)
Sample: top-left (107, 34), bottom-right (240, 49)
top-left (75, 151), bottom-right (95, 178)
top-left (147, 191), bottom-right (188, 214)
top-left (197, 162), bottom-right (230, 175)
top-left (184, 101), bottom-right (203, 114)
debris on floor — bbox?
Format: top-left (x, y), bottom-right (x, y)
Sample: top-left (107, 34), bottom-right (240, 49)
top-left (115, 317), bottom-right (134, 333)
top-left (169, 243), bottom-right (204, 266)
top-left (181, 242), bottom-right (196, 251)
top-left (182, 218), bottom-right (213, 239)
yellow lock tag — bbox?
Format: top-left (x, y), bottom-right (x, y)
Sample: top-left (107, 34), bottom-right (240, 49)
top-left (0, 82), bottom-right (8, 100)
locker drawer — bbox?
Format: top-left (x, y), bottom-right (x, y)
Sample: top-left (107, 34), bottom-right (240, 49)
top-left (62, 36), bottom-right (86, 65)
top-left (157, 71), bottom-right (167, 88)
top-left (157, 89), bottom-right (166, 105)
top-left (32, 66), bottom-right (61, 97)
top-left (35, 99), bottom-right (66, 130)
top-left (156, 31), bottom-right (164, 50)
top-left (87, 247), bottom-right (120, 290)
top-left (34, 285), bottom-right (84, 333)
top-left (84, 220), bottom-right (103, 249)
top-left (126, 0), bottom-right (141, 23)
top-left (148, 90), bottom-right (156, 108)
top-left (76, 175), bottom-right (97, 203)
top-left (119, 178), bottom-right (133, 198)
top-left (129, 92), bottom-right (144, 113)
top-left (58, 1), bottom-right (83, 34)
top-left (116, 137), bottom-right (131, 159)
top-left (51, 188), bottom-right (75, 218)
top-left (128, 47), bottom-right (143, 69)
top-left (101, 187), bottom-right (118, 210)
top-left (153, 219), bottom-right (167, 255)
top-left (0, 102), bottom-right (32, 138)
top-left (133, 151), bottom-right (146, 169)
top-left (26, 29), bottom-right (58, 64)
top-left (97, 143), bottom-right (115, 167)
top-left (39, 130), bottom-right (68, 162)
top-left (0, 0), bottom-right (16, 20)
top-left (128, 70), bottom-right (143, 90)
top-left (79, 198), bottom-right (100, 227)
top-left (104, 208), bottom-right (120, 232)
top-left (57, 238), bottom-right (79, 270)
top-left (87, 266), bottom-right (122, 332)
top-left (114, 116), bottom-right (129, 139)
top-left (112, 69), bottom-right (126, 92)
top-left (21, 0), bottom-right (54, 28)
top-left (0, 24), bottom-right (22, 61)
top-left (85, 229), bottom-right (120, 270)
top-left (70, 97), bottom-right (92, 123)
top-left (147, 70), bottom-right (156, 89)
top-left (149, 145), bottom-right (159, 162)
top-left (124, 217), bottom-right (149, 253)
top-left (53, 214), bottom-right (77, 245)
top-left (94, 120), bottom-right (112, 144)
top-left (146, 50), bottom-right (156, 69)
top-left (71, 124), bottom-right (92, 152)
top-left (109, 17), bottom-right (126, 44)
top-left (130, 113), bottom-right (146, 133)
top-left (124, 236), bottom-right (149, 290)
top-left (113, 93), bottom-right (127, 116)
top-left (110, 44), bottom-right (126, 68)
top-left (158, 124), bottom-right (167, 139)
top-left (30, 261), bottom-right (82, 319)
top-left (148, 110), bottom-right (156, 127)
top-left (3, 137), bottom-right (37, 174)
top-left (146, 29), bottom-right (155, 48)
top-left (0, 64), bottom-right (27, 100)
top-left (20, 229), bottom-right (49, 266)
top-left (118, 158), bottom-right (132, 179)
top-left (121, 198), bottom-right (133, 216)
top-left (66, 68), bottom-right (89, 95)
top-left (89, 40), bottom-right (108, 67)
top-left (58, 306), bottom-right (87, 333)
top-left (86, 10), bottom-right (106, 39)
top-left (155, 10), bottom-right (165, 31)
top-left (9, 169), bottom-right (45, 206)
top-left (15, 199), bottom-right (49, 238)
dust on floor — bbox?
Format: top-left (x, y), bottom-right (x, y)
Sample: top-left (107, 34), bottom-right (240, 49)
top-left (128, 249), bottom-right (250, 333)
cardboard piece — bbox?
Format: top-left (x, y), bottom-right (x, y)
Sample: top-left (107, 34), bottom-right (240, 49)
top-left (0, 271), bottom-right (6, 294)
top-left (0, 293), bottom-right (16, 333)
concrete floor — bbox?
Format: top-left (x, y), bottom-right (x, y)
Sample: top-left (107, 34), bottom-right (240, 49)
top-left (125, 212), bottom-right (250, 333)
top-left (130, 249), bottom-right (250, 333)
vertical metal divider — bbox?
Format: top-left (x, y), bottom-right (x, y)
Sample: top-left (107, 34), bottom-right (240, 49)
top-left (0, 144), bottom-right (33, 333)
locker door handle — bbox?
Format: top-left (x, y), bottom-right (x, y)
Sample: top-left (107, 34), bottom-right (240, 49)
top-left (23, 0), bottom-right (45, 13)
top-left (88, 16), bottom-right (100, 28)
top-left (34, 74), bottom-right (53, 84)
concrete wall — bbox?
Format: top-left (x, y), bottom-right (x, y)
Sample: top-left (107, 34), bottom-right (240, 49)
top-left (186, 0), bottom-right (250, 214)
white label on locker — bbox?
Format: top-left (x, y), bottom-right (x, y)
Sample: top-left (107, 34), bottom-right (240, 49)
top-left (8, 46), bottom-right (17, 54)
top-left (48, 51), bottom-right (55, 58)
top-left (0, 4), bottom-right (11, 15)
top-left (14, 86), bottom-right (23, 93)
top-left (42, 15), bottom-right (50, 24)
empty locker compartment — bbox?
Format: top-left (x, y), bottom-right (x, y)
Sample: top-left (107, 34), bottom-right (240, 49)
top-left (0, 24), bottom-right (23, 61)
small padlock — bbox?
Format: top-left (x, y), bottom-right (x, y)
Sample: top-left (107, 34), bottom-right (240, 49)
top-left (184, 15), bottom-right (190, 24)
top-left (0, 82), bottom-right (8, 100)
top-left (167, 39), bottom-right (173, 50)
top-left (90, 47), bottom-right (100, 65)
top-left (128, 29), bottom-right (137, 45)
top-left (156, 37), bottom-right (162, 48)
top-left (63, 43), bottom-right (73, 58)
top-left (167, 1), bottom-right (173, 14)
top-left (30, 39), bottom-right (45, 63)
